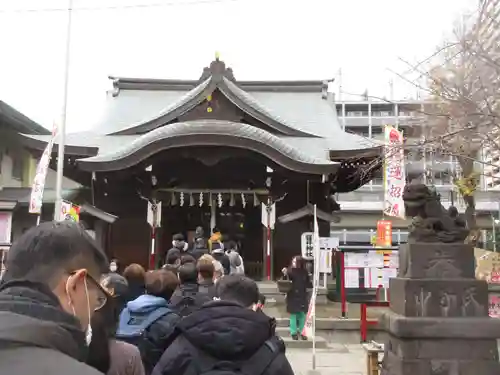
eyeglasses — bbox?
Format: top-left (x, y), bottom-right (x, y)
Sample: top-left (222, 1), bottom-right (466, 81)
top-left (88, 274), bottom-right (109, 311)
top-left (69, 271), bottom-right (109, 311)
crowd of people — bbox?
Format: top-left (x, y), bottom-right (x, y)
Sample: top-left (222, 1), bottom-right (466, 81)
top-left (0, 222), bottom-right (304, 375)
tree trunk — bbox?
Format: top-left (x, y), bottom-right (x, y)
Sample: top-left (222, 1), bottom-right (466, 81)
top-left (458, 157), bottom-right (479, 245)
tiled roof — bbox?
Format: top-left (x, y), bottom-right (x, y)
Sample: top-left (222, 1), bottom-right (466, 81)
top-left (76, 120), bottom-right (339, 175)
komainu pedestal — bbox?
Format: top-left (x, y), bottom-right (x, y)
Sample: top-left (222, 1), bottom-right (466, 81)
top-left (381, 184), bottom-right (500, 375)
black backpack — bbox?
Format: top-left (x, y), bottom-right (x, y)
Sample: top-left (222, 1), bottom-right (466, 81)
top-left (170, 292), bottom-right (210, 318)
top-left (186, 336), bottom-right (284, 375)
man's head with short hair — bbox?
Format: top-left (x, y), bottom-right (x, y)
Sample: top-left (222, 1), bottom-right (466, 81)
top-left (178, 262), bottom-right (198, 284)
top-left (226, 240), bottom-right (238, 252)
top-left (166, 252), bottom-right (180, 266)
top-left (216, 275), bottom-right (259, 308)
top-left (122, 263), bottom-right (145, 285)
top-left (196, 257), bottom-right (214, 282)
top-left (3, 221), bottom-right (108, 330)
top-left (180, 254), bottom-right (196, 265)
top-left (172, 233), bottom-right (184, 241)
top-left (199, 254), bottom-right (215, 263)
top-left (145, 270), bottom-right (178, 300)
top-left (172, 233), bottom-right (187, 250)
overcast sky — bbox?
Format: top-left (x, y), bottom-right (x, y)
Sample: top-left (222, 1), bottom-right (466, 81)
top-left (0, 0), bottom-right (476, 133)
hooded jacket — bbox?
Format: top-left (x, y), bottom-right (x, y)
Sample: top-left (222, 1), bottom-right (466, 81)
top-left (119, 294), bottom-right (180, 375)
top-left (152, 300), bottom-right (294, 375)
top-left (0, 280), bottom-right (101, 375)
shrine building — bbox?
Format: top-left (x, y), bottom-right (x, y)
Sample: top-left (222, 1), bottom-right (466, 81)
top-left (21, 57), bottom-right (381, 279)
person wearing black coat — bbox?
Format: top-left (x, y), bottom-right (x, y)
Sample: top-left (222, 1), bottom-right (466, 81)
top-left (152, 275), bottom-right (294, 375)
top-left (283, 256), bottom-right (312, 341)
top-left (165, 234), bottom-right (189, 264)
top-left (169, 263), bottom-right (212, 316)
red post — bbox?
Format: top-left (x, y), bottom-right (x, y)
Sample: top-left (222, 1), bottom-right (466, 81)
top-left (149, 227), bottom-right (156, 270)
top-left (340, 251), bottom-right (347, 318)
top-left (360, 303), bottom-right (367, 342)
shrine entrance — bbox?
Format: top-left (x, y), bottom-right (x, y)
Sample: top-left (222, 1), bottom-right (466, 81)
top-left (158, 191), bottom-right (263, 278)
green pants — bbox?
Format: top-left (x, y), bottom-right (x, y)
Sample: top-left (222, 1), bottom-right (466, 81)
top-left (289, 312), bottom-right (306, 335)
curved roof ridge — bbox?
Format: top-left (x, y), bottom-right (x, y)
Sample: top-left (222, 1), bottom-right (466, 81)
top-left (110, 78), bottom-right (212, 135)
top-left (220, 77), bottom-right (317, 137)
top-left (77, 120), bottom-right (337, 174)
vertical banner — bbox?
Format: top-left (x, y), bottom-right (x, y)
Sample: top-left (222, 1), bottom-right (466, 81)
top-left (147, 200), bottom-right (162, 270)
top-left (29, 123), bottom-right (58, 215)
top-left (376, 220), bottom-right (392, 247)
top-left (383, 125), bottom-right (406, 219)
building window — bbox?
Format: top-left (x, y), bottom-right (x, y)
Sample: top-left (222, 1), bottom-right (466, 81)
top-left (372, 168), bottom-right (383, 186)
top-left (345, 126), bottom-right (370, 137)
top-left (11, 154), bottom-right (23, 180)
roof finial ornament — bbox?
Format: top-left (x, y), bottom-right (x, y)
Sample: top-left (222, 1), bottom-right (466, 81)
top-left (215, 51), bottom-right (220, 61)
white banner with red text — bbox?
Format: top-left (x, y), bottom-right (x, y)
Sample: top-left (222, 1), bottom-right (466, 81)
top-left (383, 125), bottom-right (406, 219)
top-left (29, 123), bottom-right (58, 214)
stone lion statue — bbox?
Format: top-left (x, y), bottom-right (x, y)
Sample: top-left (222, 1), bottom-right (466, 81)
top-left (403, 182), bottom-right (468, 243)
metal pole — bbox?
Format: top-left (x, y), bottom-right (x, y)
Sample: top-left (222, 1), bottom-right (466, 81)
top-left (266, 201), bottom-right (271, 281)
top-left (54, 0), bottom-right (74, 221)
top-left (493, 215), bottom-right (497, 252)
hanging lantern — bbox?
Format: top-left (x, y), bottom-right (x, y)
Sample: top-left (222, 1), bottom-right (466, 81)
top-left (180, 192), bottom-right (185, 206)
top-left (253, 193), bottom-right (259, 207)
top-left (229, 193), bottom-right (235, 207)
top-left (189, 193), bottom-right (195, 207)
top-left (199, 192), bottom-right (204, 207)
top-left (241, 193), bottom-right (246, 208)
top-left (171, 192), bottom-right (177, 206)
top-left (217, 193), bottom-right (223, 208)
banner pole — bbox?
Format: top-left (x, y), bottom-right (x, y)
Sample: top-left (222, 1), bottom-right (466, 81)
top-left (54, 0), bottom-right (74, 221)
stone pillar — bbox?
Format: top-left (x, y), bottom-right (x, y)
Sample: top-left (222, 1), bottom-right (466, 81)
top-left (381, 242), bottom-right (500, 374)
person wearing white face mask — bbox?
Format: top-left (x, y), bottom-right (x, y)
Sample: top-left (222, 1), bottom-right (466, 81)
top-left (109, 259), bottom-right (119, 274)
top-left (0, 221), bottom-right (109, 375)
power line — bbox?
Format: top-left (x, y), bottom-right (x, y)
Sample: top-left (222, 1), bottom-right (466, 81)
top-left (0, 0), bottom-right (242, 13)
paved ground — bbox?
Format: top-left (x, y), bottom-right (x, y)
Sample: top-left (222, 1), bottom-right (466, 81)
top-left (286, 343), bottom-right (367, 375)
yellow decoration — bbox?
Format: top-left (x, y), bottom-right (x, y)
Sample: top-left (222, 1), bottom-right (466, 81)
top-left (207, 94), bottom-right (212, 101)
top-left (215, 51), bottom-right (220, 60)
top-left (454, 172), bottom-right (479, 197)
top-left (207, 107), bottom-right (213, 113)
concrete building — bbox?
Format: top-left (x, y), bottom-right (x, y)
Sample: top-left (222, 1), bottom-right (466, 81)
top-left (0, 100), bottom-right (80, 255)
top-left (478, 0), bottom-right (500, 191)
top-left (333, 99), bottom-right (500, 249)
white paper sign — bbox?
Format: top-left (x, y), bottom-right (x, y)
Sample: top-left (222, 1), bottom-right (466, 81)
top-left (319, 248), bottom-right (332, 273)
top-left (367, 251), bottom-right (385, 268)
top-left (344, 268), bottom-right (360, 288)
top-left (344, 252), bottom-right (369, 268)
top-left (319, 237), bottom-right (339, 249)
